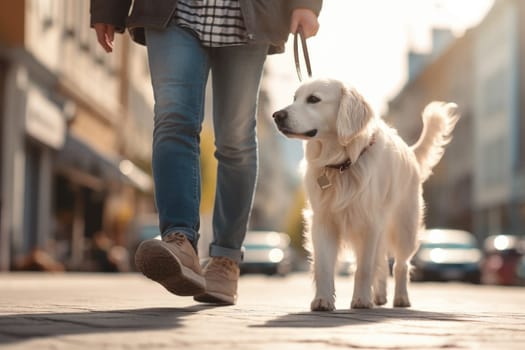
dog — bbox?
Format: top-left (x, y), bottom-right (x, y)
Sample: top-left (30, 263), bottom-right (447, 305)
top-left (272, 78), bottom-right (459, 311)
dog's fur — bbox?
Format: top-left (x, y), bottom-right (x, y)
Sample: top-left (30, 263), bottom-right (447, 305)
top-left (272, 78), bottom-right (459, 311)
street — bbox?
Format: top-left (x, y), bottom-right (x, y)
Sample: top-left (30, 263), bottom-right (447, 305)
top-left (0, 272), bottom-right (524, 349)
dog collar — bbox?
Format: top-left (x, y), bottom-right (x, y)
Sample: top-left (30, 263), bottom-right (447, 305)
top-left (325, 159), bottom-right (353, 173)
top-left (317, 134), bottom-right (376, 190)
top-left (324, 134), bottom-right (376, 173)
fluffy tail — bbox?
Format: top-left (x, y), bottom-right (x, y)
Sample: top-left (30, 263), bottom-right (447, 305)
top-left (411, 102), bottom-right (460, 182)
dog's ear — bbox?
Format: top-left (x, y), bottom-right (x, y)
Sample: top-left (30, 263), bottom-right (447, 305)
top-left (336, 86), bottom-right (374, 145)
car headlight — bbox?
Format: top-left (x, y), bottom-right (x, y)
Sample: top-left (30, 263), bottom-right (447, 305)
top-left (268, 248), bottom-right (284, 263)
top-left (430, 248), bottom-right (447, 263)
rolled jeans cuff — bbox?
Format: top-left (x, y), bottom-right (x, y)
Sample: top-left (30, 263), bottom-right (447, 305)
top-left (209, 244), bottom-right (244, 264)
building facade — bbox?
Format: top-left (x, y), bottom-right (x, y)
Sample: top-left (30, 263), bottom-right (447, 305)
top-left (472, 0), bottom-right (525, 237)
top-left (0, 0), bottom-right (153, 271)
top-left (386, 28), bottom-right (475, 232)
top-left (385, 0), bottom-right (525, 240)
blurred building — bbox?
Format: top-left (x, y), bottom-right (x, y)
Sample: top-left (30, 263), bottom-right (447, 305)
top-left (0, 0), bottom-right (154, 271)
top-left (250, 71), bottom-right (297, 232)
top-left (385, 0), bottom-right (525, 240)
top-left (472, 0), bottom-right (525, 238)
top-left (386, 27), bottom-right (475, 231)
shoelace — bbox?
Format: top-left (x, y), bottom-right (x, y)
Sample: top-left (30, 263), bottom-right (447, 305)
top-left (164, 232), bottom-right (187, 246)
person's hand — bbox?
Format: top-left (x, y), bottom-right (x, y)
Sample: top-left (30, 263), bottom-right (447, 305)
top-left (290, 8), bottom-right (320, 38)
top-left (94, 23), bottom-right (115, 53)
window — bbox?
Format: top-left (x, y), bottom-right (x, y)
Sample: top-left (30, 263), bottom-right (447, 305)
top-left (482, 67), bottom-right (508, 118)
top-left (36, 0), bottom-right (54, 30)
top-left (481, 138), bottom-right (506, 187)
top-left (77, 0), bottom-right (90, 51)
top-left (63, 0), bottom-right (76, 38)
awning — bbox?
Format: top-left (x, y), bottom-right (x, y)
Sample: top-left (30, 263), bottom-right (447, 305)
top-left (55, 134), bottom-right (152, 193)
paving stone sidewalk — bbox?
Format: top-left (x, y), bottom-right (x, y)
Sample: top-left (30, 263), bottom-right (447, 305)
top-left (0, 272), bottom-right (524, 349)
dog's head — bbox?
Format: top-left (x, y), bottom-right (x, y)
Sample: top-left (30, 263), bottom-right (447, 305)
top-left (273, 78), bottom-right (374, 145)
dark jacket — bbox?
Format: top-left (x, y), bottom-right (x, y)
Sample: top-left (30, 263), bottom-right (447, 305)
top-left (90, 0), bottom-right (322, 54)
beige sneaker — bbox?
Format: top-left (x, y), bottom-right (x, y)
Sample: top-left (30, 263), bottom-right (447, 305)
top-left (193, 257), bottom-right (240, 305)
top-left (134, 232), bottom-right (205, 296)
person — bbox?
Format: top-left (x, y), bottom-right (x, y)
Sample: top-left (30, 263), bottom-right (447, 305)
top-left (90, 0), bottom-right (322, 305)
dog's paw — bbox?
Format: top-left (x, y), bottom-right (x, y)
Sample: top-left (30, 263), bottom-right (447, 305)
top-left (351, 297), bottom-right (374, 309)
top-left (393, 295), bottom-right (411, 308)
top-left (310, 298), bottom-right (335, 311)
top-left (374, 294), bottom-right (387, 306)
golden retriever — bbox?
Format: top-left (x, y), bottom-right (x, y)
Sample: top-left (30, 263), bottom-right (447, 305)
top-left (272, 78), bottom-right (459, 311)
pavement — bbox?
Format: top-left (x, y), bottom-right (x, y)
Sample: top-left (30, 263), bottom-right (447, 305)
top-left (0, 272), bottom-right (524, 349)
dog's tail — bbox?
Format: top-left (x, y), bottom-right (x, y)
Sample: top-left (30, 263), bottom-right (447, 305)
top-left (411, 102), bottom-right (460, 182)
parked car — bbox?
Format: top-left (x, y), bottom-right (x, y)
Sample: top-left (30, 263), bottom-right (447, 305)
top-left (240, 230), bottom-right (292, 276)
top-left (481, 234), bottom-right (525, 286)
top-left (411, 229), bottom-right (482, 283)
top-left (517, 255), bottom-right (525, 286)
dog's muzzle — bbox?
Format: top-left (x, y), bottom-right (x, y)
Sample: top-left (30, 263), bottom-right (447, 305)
top-left (272, 110), bottom-right (288, 125)
top-left (272, 109), bottom-right (291, 133)
top-left (272, 110), bottom-right (318, 138)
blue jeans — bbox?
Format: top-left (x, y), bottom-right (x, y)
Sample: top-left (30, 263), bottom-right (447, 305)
top-left (146, 25), bottom-right (268, 263)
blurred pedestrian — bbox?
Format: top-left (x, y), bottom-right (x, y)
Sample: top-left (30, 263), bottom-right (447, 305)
top-left (90, 0), bottom-right (322, 305)
top-left (91, 231), bottom-right (130, 273)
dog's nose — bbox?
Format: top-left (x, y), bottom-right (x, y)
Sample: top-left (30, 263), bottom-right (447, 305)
top-left (272, 110), bottom-right (288, 122)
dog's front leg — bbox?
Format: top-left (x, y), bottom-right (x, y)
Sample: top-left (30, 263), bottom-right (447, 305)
top-left (351, 230), bottom-right (380, 309)
top-left (373, 240), bottom-right (389, 306)
top-left (310, 218), bottom-right (338, 311)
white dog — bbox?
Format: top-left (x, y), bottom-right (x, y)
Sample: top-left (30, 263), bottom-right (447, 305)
top-left (272, 78), bottom-right (459, 311)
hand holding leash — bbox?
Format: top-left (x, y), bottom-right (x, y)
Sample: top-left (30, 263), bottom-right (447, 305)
top-left (290, 8), bottom-right (319, 82)
top-left (294, 26), bottom-right (313, 82)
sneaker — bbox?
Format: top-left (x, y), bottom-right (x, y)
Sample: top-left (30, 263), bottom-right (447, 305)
top-left (193, 257), bottom-right (240, 305)
top-left (134, 232), bottom-right (205, 296)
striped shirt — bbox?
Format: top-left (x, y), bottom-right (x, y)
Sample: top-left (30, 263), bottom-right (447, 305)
top-left (175, 0), bottom-right (248, 47)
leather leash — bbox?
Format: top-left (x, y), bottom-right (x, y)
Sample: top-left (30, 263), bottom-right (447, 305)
top-left (294, 26), bottom-right (312, 81)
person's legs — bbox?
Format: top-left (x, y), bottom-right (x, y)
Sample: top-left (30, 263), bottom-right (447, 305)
top-left (146, 25), bottom-right (210, 248)
top-left (208, 44), bottom-right (268, 262)
top-left (134, 25), bottom-right (210, 296)
top-left (194, 43), bottom-right (268, 305)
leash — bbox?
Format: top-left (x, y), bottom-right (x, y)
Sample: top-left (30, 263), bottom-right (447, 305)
top-left (294, 26), bottom-right (312, 81)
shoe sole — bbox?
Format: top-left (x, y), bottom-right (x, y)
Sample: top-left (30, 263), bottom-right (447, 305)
top-left (194, 291), bottom-right (236, 305)
top-left (135, 240), bottom-right (205, 296)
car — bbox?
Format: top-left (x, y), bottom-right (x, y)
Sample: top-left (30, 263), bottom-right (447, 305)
top-left (516, 255), bottom-right (525, 286)
top-left (481, 234), bottom-right (525, 286)
top-left (411, 228), bottom-right (482, 283)
top-left (240, 230), bottom-right (292, 276)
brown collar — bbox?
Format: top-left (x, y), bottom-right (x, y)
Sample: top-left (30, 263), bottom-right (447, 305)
top-left (325, 134), bottom-right (376, 173)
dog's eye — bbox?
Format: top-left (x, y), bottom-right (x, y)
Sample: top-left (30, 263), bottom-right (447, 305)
top-left (307, 95), bottom-right (321, 104)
